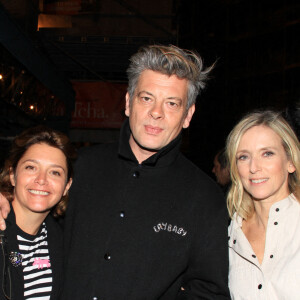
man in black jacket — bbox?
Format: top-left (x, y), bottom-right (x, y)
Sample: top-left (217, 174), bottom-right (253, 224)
top-left (0, 45), bottom-right (230, 299)
top-left (63, 45), bottom-right (230, 299)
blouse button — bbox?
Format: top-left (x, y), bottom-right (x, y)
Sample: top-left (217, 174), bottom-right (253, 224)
top-left (274, 222), bottom-right (278, 225)
top-left (258, 284), bottom-right (262, 289)
top-left (275, 208), bottom-right (279, 212)
top-left (233, 239), bottom-right (236, 244)
top-left (252, 254), bottom-right (256, 258)
top-left (270, 254), bottom-right (274, 258)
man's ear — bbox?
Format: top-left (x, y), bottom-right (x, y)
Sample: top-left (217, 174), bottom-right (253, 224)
top-left (183, 104), bottom-right (195, 129)
top-left (125, 93), bottom-right (130, 117)
top-left (9, 168), bottom-right (15, 187)
top-left (63, 178), bottom-right (73, 196)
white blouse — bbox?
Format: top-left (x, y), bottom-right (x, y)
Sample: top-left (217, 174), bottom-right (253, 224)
top-left (228, 194), bottom-right (300, 300)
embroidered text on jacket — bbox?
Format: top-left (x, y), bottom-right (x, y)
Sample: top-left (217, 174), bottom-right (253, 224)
top-left (153, 222), bottom-right (187, 236)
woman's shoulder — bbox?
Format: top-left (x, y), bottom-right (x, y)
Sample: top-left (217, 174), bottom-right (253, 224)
top-left (228, 213), bottom-right (243, 236)
top-left (290, 193), bottom-right (300, 204)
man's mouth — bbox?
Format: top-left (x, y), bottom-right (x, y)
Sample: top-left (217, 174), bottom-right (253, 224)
top-left (145, 125), bottom-right (163, 135)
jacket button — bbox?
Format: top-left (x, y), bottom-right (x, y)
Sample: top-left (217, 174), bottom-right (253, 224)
top-left (104, 253), bottom-right (111, 260)
top-left (120, 211), bottom-right (125, 218)
top-left (133, 171), bottom-right (140, 178)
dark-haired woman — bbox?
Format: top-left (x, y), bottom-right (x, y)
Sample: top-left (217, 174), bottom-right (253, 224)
top-left (0, 126), bottom-right (75, 299)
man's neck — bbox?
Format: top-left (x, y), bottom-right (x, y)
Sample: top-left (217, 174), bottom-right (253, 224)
top-left (129, 135), bottom-right (157, 164)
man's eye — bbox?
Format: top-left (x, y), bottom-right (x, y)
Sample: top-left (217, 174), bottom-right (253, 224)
top-left (167, 102), bottom-right (179, 109)
top-left (141, 97), bottom-right (151, 102)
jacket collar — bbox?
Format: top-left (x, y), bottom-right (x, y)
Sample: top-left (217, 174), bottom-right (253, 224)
top-left (5, 203), bottom-right (18, 249)
top-left (118, 118), bottom-right (182, 167)
top-left (2, 205), bottom-right (25, 298)
top-left (4, 205), bottom-right (63, 299)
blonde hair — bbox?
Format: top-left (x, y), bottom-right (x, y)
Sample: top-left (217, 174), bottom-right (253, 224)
top-left (226, 110), bottom-right (300, 219)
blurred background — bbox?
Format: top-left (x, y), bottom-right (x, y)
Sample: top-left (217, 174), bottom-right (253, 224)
top-left (0, 0), bottom-right (299, 176)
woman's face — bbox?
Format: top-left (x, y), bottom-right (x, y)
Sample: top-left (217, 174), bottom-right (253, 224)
top-left (10, 143), bottom-right (72, 218)
top-left (236, 125), bottom-right (295, 204)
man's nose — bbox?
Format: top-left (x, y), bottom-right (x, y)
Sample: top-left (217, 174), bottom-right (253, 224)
top-left (149, 102), bottom-right (164, 120)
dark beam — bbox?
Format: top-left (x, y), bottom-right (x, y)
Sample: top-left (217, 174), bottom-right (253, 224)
top-left (0, 3), bottom-right (75, 116)
top-left (112, 0), bottom-right (176, 38)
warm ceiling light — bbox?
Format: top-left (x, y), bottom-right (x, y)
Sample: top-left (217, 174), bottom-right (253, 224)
top-left (30, 105), bottom-right (34, 110)
top-left (0, 74), bottom-right (3, 80)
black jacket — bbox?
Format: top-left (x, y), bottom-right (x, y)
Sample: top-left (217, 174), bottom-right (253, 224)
top-left (0, 208), bottom-right (64, 300)
top-left (63, 119), bottom-right (230, 299)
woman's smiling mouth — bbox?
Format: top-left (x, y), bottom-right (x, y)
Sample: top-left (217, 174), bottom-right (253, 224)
top-left (29, 189), bottom-right (50, 195)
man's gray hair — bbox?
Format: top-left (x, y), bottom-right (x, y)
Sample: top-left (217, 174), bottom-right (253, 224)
top-left (126, 44), bottom-right (214, 109)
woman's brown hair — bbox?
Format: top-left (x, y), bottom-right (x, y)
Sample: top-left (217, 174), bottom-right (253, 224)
top-left (0, 125), bottom-right (77, 217)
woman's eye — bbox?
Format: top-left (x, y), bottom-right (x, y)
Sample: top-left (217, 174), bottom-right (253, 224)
top-left (25, 165), bottom-right (35, 170)
top-left (237, 155), bottom-right (248, 161)
top-left (51, 170), bottom-right (61, 176)
top-left (263, 151), bottom-right (274, 157)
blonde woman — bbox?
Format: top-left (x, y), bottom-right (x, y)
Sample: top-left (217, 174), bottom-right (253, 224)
top-left (226, 111), bottom-right (300, 299)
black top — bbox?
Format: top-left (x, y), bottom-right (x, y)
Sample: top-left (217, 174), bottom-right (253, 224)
top-left (63, 119), bottom-right (230, 299)
top-left (0, 207), bottom-right (64, 300)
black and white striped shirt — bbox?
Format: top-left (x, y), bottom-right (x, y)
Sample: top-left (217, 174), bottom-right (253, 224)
top-left (17, 222), bottom-right (53, 299)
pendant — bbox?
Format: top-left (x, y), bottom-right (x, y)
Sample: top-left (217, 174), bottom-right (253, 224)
top-left (9, 251), bottom-right (23, 267)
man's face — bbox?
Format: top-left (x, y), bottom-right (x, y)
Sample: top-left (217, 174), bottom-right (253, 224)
top-left (125, 70), bottom-right (195, 162)
top-left (212, 155), bottom-right (230, 186)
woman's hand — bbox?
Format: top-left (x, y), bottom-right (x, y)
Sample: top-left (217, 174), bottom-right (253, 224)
top-left (0, 193), bottom-right (10, 230)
